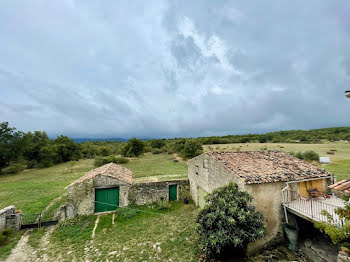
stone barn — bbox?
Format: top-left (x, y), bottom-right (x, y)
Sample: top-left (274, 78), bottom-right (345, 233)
top-left (187, 151), bottom-right (333, 252)
top-left (64, 163), bottom-right (189, 219)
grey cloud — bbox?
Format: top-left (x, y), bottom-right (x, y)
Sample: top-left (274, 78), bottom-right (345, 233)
top-left (0, 0), bottom-right (350, 138)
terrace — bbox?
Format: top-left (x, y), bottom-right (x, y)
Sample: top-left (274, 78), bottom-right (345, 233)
top-left (282, 190), bottom-right (345, 226)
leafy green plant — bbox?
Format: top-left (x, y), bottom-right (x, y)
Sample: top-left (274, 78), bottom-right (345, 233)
top-left (196, 183), bottom-right (266, 259)
top-left (302, 150), bottom-right (319, 161)
top-left (0, 229), bottom-right (14, 246)
top-left (115, 207), bottom-right (139, 219)
top-left (122, 138), bottom-right (145, 157)
top-left (315, 204), bottom-right (350, 247)
top-left (152, 148), bottom-right (162, 154)
top-left (94, 155), bottom-right (129, 167)
top-left (1, 163), bottom-right (25, 174)
top-left (156, 199), bottom-right (170, 210)
top-left (182, 140), bottom-right (203, 159)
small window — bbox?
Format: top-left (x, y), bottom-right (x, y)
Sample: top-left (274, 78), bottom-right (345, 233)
top-left (195, 165), bottom-right (199, 175)
top-left (203, 159), bottom-right (209, 170)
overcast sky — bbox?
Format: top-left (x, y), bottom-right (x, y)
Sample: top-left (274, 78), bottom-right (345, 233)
top-left (1, 1), bottom-right (350, 138)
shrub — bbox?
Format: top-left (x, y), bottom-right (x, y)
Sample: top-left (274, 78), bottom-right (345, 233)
top-left (94, 155), bottom-right (129, 167)
top-left (302, 150), bottom-right (319, 162)
top-left (1, 163), bottom-right (25, 174)
top-left (122, 138), bottom-right (145, 157)
top-left (115, 157), bottom-right (129, 164)
top-left (0, 228), bottom-right (14, 245)
top-left (196, 183), bottom-right (266, 259)
top-left (156, 199), bottom-right (170, 210)
top-left (152, 148), bottom-right (162, 154)
top-left (115, 207), bottom-right (139, 219)
top-left (259, 136), bottom-right (267, 143)
top-left (182, 140), bottom-right (203, 159)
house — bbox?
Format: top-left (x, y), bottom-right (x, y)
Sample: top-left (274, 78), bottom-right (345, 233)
top-left (187, 151), bottom-right (333, 251)
top-left (329, 179), bottom-right (350, 196)
top-left (63, 163), bottom-right (188, 219)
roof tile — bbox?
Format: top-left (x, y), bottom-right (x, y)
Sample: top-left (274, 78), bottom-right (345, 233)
top-left (209, 151), bottom-right (332, 184)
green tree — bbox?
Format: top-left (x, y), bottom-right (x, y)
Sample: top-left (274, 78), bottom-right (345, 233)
top-left (182, 140), bottom-right (203, 158)
top-left (258, 136), bottom-right (267, 143)
top-left (302, 150), bottom-right (319, 162)
top-left (122, 138), bottom-right (144, 157)
top-left (196, 183), bottom-right (266, 259)
top-left (0, 122), bottom-right (24, 171)
top-left (149, 139), bottom-right (166, 149)
top-left (54, 135), bottom-right (80, 162)
top-left (22, 131), bottom-right (49, 164)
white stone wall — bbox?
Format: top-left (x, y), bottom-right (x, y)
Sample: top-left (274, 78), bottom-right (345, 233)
top-left (0, 205), bottom-right (20, 231)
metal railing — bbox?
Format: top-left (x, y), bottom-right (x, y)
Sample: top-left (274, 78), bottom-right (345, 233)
top-left (282, 190), bottom-right (344, 227)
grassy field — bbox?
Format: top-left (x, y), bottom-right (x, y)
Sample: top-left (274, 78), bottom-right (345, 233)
top-left (0, 159), bottom-right (95, 213)
top-left (39, 202), bottom-right (198, 262)
top-left (204, 142), bottom-right (350, 181)
top-left (121, 153), bottom-right (187, 178)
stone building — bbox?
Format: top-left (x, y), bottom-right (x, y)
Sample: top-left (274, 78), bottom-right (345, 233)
top-left (187, 151), bottom-right (333, 252)
top-left (64, 163), bottom-right (188, 219)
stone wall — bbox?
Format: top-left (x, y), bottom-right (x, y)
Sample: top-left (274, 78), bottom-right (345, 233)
top-left (65, 174), bottom-right (131, 219)
top-left (128, 180), bottom-right (189, 205)
top-left (188, 154), bottom-right (243, 207)
top-left (187, 153), bottom-right (285, 253)
top-left (0, 206), bottom-right (21, 231)
top-left (64, 175), bottom-right (190, 219)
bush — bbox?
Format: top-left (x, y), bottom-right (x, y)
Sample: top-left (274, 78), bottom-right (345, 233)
top-left (289, 150), bottom-right (319, 162)
top-left (156, 199), bottom-right (170, 210)
top-left (0, 228), bottom-right (14, 245)
top-left (1, 163), bottom-right (25, 174)
top-left (115, 207), bottom-right (139, 219)
top-left (258, 136), bottom-right (267, 143)
top-left (152, 148), bottom-right (162, 154)
top-left (122, 138), bottom-right (145, 157)
top-left (115, 157), bottom-right (129, 164)
top-left (94, 155), bottom-right (129, 167)
top-left (182, 140), bottom-right (203, 159)
top-left (196, 183), bottom-right (266, 259)
top-left (302, 150), bottom-right (319, 162)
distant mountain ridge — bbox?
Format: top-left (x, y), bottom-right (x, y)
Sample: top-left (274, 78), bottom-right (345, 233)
top-left (73, 137), bottom-right (128, 143)
top-left (71, 127), bottom-right (350, 144)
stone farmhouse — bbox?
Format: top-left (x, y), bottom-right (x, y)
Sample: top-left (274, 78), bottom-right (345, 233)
top-left (187, 151), bottom-right (334, 252)
top-left (62, 163), bottom-right (188, 219)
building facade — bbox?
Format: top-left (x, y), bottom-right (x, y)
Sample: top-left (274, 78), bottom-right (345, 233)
top-left (188, 151), bottom-right (333, 252)
top-left (63, 163), bottom-right (189, 219)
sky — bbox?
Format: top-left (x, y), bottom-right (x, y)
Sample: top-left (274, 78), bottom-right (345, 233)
top-left (1, 1), bottom-right (350, 139)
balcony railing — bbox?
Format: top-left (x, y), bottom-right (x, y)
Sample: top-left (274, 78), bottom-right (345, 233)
top-left (282, 190), bottom-right (344, 227)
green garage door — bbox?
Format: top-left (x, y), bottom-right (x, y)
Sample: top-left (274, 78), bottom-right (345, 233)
top-left (169, 185), bottom-right (177, 201)
top-left (95, 187), bottom-right (119, 213)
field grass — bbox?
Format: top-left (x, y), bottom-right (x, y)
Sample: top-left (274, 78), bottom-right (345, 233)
top-left (204, 142), bottom-right (350, 180)
top-left (121, 153), bottom-right (187, 178)
top-left (0, 230), bottom-right (25, 261)
top-left (0, 159), bottom-right (94, 214)
top-left (44, 202), bottom-right (198, 262)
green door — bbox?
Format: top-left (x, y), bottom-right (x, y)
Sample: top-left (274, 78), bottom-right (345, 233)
top-left (169, 185), bottom-right (177, 201)
top-left (95, 187), bottom-right (119, 213)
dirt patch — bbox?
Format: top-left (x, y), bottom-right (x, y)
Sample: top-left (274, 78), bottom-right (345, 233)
top-left (6, 230), bottom-right (35, 262)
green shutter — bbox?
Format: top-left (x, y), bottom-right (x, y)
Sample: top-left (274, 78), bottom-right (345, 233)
top-left (169, 185), bottom-right (177, 201)
top-left (95, 187), bottom-right (119, 213)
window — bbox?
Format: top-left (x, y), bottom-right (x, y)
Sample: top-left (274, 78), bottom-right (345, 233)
top-left (203, 159), bottom-right (209, 170)
top-left (195, 165), bottom-right (199, 175)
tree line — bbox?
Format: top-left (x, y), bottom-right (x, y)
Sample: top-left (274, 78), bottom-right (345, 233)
top-left (1, 121), bottom-right (349, 174)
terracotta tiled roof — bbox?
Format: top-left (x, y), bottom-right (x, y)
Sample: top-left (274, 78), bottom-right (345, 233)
top-left (209, 151), bottom-right (332, 184)
top-left (329, 179), bottom-right (350, 194)
top-left (66, 163), bottom-right (132, 188)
